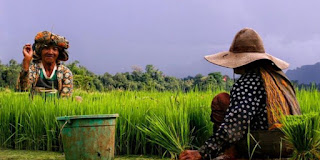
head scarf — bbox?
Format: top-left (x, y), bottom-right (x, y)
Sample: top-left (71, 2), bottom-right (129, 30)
top-left (32, 31), bottom-right (69, 62)
top-left (259, 64), bottom-right (301, 130)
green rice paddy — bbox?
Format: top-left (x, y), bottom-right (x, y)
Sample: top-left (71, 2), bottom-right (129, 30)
top-left (0, 88), bottom-right (319, 158)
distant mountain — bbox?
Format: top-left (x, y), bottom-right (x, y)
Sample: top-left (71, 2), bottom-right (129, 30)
top-left (286, 62), bottom-right (320, 84)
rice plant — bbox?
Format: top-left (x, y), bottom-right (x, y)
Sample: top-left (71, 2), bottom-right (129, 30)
top-left (0, 87), bottom-right (319, 158)
top-left (246, 126), bottom-right (261, 160)
top-left (281, 113), bottom-right (320, 160)
top-left (0, 89), bottom-right (219, 157)
top-left (138, 112), bottom-right (192, 159)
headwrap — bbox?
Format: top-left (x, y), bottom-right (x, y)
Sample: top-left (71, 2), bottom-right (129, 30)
top-left (260, 65), bottom-right (301, 130)
top-left (32, 31), bottom-right (69, 61)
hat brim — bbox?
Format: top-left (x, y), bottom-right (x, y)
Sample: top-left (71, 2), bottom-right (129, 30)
top-left (204, 51), bottom-right (289, 70)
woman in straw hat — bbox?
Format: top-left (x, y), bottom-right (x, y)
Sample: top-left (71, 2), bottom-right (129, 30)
top-left (179, 28), bottom-right (301, 160)
top-left (17, 31), bottom-right (73, 97)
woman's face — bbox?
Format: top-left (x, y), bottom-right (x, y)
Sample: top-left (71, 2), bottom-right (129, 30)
top-left (41, 45), bottom-right (59, 64)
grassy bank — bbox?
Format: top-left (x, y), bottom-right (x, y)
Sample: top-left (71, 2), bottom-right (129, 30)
top-left (0, 149), bottom-right (169, 160)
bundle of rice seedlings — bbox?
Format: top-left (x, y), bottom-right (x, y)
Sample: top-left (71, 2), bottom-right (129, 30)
top-left (280, 113), bottom-right (320, 160)
top-left (137, 113), bottom-right (192, 159)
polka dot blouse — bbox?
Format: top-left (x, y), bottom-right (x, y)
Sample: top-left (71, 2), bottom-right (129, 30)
top-left (199, 71), bottom-right (268, 160)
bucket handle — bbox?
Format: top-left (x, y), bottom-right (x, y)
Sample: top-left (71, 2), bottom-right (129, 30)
top-left (59, 119), bottom-right (71, 139)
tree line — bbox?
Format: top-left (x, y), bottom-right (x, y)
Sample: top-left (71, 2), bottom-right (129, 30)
top-left (0, 59), bottom-right (234, 92)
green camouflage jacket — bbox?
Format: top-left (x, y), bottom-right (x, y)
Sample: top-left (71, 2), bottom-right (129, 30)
top-left (17, 62), bottom-right (73, 97)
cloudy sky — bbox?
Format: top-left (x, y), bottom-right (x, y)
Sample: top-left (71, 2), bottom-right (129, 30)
top-left (1, 0), bottom-right (320, 77)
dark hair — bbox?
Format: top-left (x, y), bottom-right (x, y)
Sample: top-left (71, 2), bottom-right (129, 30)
top-left (241, 59), bottom-right (281, 73)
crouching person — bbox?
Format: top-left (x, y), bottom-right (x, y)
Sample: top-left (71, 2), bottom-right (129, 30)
top-left (180, 28), bottom-right (301, 160)
top-left (17, 31), bottom-right (73, 98)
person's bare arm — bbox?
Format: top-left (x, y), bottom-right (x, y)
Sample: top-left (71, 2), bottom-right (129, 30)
top-left (17, 44), bottom-right (34, 91)
top-left (22, 43), bottom-right (33, 71)
top-left (179, 150), bottom-right (201, 160)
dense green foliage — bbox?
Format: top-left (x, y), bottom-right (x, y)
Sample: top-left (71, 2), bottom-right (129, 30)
top-left (0, 60), bottom-right (21, 89)
top-left (0, 59), bottom-right (233, 92)
top-left (0, 89), bottom-right (220, 156)
top-left (138, 113), bottom-right (191, 158)
top-left (0, 88), bottom-right (320, 158)
top-left (1, 59), bottom-right (320, 158)
top-left (281, 113), bottom-right (320, 159)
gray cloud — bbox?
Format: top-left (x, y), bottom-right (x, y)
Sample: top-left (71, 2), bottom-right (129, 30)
top-left (1, 0), bottom-right (320, 78)
top-left (264, 34), bottom-right (320, 70)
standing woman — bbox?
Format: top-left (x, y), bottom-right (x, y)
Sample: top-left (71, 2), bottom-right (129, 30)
top-left (180, 28), bottom-right (301, 160)
top-left (17, 31), bottom-right (73, 97)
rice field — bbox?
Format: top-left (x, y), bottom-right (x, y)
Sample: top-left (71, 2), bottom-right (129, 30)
top-left (0, 88), bottom-right (319, 158)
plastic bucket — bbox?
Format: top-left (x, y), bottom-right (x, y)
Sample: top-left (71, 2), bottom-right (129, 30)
top-left (57, 114), bottom-right (119, 160)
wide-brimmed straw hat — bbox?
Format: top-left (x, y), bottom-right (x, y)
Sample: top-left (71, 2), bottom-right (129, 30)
top-left (32, 31), bottom-right (69, 61)
top-left (205, 28), bottom-right (289, 70)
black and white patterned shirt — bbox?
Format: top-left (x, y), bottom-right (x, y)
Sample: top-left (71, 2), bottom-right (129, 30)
top-left (199, 71), bottom-right (268, 160)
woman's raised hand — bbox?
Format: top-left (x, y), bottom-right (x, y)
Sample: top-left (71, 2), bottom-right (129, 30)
top-left (22, 44), bottom-right (33, 61)
top-left (22, 43), bottom-right (33, 71)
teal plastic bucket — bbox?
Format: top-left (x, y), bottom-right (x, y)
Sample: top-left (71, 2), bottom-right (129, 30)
top-left (57, 114), bottom-right (119, 160)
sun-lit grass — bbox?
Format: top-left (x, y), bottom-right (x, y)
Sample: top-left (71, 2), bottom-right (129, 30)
top-left (296, 87), bottom-right (320, 114)
top-left (0, 87), bottom-right (319, 158)
top-left (0, 89), bottom-right (222, 157)
top-left (281, 113), bottom-right (320, 160)
top-left (138, 113), bottom-right (191, 159)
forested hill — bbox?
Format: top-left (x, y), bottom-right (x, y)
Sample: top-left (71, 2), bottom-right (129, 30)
top-left (3, 58), bottom-right (320, 91)
top-left (286, 62), bottom-right (320, 85)
top-left (0, 59), bottom-right (233, 92)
